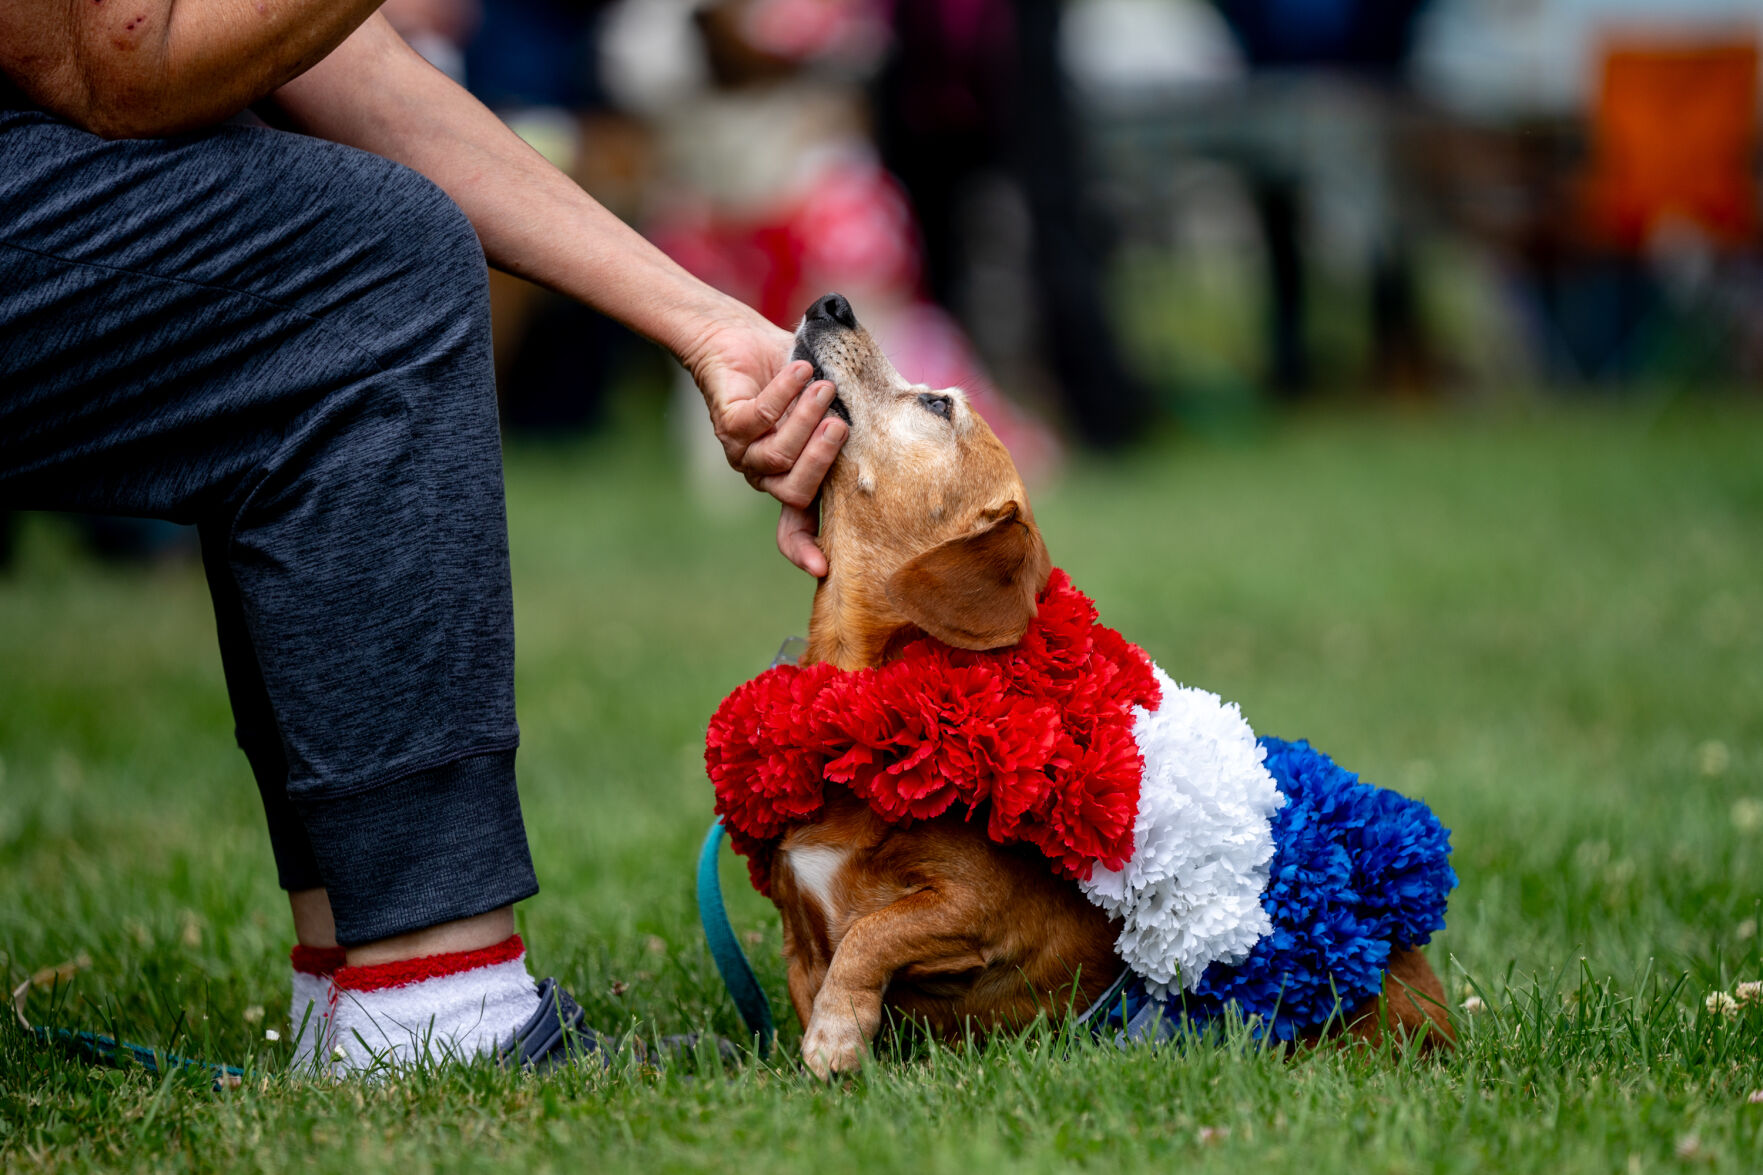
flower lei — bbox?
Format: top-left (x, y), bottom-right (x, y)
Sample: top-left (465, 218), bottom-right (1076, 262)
top-left (1175, 736), bottom-right (1456, 1040)
top-left (705, 569), bottom-right (1160, 894)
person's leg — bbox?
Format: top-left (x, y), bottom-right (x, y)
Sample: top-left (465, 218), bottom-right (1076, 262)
top-left (205, 522), bottom-right (360, 1064)
top-left (200, 520), bottom-right (329, 911)
top-left (0, 109), bottom-right (552, 1068)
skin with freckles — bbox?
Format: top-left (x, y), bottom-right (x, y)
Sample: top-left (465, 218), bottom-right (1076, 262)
top-left (777, 297), bottom-right (1452, 1079)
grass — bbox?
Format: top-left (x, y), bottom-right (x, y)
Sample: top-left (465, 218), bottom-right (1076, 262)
top-left (2, 393), bottom-right (1762, 1172)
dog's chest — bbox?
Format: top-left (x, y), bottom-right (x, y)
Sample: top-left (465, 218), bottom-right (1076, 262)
top-left (782, 843), bottom-right (852, 918)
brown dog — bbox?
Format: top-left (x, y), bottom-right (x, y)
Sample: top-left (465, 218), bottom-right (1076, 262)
top-left (761, 293), bottom-right (1449, 1078)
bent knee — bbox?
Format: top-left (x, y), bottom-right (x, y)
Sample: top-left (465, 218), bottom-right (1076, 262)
top-left (269, 138), bottom-right (490, 367)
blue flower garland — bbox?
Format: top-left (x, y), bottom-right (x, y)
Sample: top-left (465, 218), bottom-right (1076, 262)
top-left (1166, 737), bottom-right (1457, 1041)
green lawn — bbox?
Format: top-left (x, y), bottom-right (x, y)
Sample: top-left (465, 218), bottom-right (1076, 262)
top-left (3, 397), bottom-right (1761, 1173)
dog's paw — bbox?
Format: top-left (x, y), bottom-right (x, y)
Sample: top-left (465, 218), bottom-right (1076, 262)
top-left (800, 1014), bottom-right (867, 1081)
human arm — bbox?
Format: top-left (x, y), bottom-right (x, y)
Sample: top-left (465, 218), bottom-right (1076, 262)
top-left (265, 16), bottom-right (843, 573)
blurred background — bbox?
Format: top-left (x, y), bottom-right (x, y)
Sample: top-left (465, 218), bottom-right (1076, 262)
top-left (5, 0), bottom-right (1763, 567)
top-left (5, 0), bottom-right (1763, 1097)
top-left (439, 0), bottom-right (1763, 461)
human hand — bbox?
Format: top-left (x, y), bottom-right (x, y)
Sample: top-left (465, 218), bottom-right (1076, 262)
top-left (681, 311), bottom-right (848, 576)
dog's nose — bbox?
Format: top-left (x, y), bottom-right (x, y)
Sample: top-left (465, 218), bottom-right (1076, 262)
top-left (808, 292), bottom-right (858, 330)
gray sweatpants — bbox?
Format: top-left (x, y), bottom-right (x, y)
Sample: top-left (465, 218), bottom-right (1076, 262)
top-left (0, 108), bottom-right (538, 945)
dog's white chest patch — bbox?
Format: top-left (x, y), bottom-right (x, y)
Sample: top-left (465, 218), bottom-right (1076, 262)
top-left (785, 844), bottom-right (851, 915)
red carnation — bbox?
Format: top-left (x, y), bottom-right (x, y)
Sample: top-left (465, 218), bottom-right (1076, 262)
top-left (1092, 623), bottom-right (1159, 712)
top-left (707, 662), bottom-right (837, 843)
top-left (705, 570), bottom-right (1160, 884)
top-left (1044, 721), bottom-right (1144, 876)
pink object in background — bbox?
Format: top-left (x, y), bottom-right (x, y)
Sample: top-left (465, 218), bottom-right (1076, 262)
top-left (651, 155), bottom-right (1059, 481)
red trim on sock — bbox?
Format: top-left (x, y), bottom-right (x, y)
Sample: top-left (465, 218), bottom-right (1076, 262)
top-left (332, 934), bottom-right (526, 993)
top-left (290, 944), bottom-right (348, 976)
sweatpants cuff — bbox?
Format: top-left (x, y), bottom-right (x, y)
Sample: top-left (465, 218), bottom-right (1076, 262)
top-left (242, 739), bottom-right (326, 893)
top-left (294, 748), bottom-right (538, 946)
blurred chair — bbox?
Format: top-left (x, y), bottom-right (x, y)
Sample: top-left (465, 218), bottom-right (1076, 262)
top-left (1580, 41), bottom-right (1757, 253)
top-left (1526, 37), bottom-right (1762, 382)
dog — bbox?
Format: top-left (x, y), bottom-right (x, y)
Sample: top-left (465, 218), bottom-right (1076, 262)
top-left (731, 292), bottom-right (1452, 1079)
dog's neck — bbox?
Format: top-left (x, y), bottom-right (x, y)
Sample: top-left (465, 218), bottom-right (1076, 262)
top-left (803, 512), bottom-right (913, 670)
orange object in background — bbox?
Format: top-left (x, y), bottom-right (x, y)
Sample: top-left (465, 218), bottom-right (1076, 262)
top-left (1582, 40), bottom-right (1759, 251)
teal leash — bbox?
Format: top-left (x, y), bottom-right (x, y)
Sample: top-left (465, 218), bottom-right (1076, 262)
top-left (696, 820), bottom-right (776, 1057)
top-left (694, 637), bottom-right (806, 1058)
top-left (1072, 965), bottom-right (1134, 1031)
top-left (30, 1026), bottom-right (247, 1091)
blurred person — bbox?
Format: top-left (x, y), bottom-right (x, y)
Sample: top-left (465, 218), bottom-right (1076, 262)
top-left (0, 2), bottom-right (845, 1071)
top-left (874, 0), bottom-right (1153, 446)
top-left (381, 0), bottom-right (479, 83)
top-left (600, 0), bottom-right (1060, 499)
top-left (458, 0), bottom-right (641, 434)
top-left (1216, 0), bottom-right (1426, 73)
top-left (1211, 0), bottom-right (1434, 396)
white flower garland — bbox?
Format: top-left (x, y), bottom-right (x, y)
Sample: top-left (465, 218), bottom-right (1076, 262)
top-left (1077, 665), bottom-right (1284, 998)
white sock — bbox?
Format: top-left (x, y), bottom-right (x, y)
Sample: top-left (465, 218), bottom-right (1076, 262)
top-left (328, 934), bottom-right (542, 1073)
top-left (289, 944), bottom-right (346, 1071)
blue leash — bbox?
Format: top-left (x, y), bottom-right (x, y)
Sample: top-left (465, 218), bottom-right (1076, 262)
top-left (696, 820), bottom-right (776, 1057)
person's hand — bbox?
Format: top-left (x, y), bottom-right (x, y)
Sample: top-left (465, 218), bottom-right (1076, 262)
top-left (680, 309), bottom-right (848, 576)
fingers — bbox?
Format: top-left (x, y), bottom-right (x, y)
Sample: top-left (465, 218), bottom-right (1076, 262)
top-left (776, 502), bottom-right (827, 578)
top-left (718, 360), bottom-right (814, 457)
top-left (757, 415), bottom-right (847, 511)
top-left (741, 379), bottom-right (837, 477)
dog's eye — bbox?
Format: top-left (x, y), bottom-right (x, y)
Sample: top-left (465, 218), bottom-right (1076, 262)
top-left (917, 393), bottom-right (953, 420)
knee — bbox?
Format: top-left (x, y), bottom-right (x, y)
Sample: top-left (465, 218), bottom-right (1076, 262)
top-left (368, 162), bottom-right (491, 339)
top-left (262, 152), bottom-right (498, 473)
top-left (381, 164), bottom-right (488, 303)
top-left (287, 142), bottom-right (490, 375)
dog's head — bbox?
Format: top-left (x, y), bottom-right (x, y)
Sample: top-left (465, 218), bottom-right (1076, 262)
top-left (794, 293), bottom-right (1051, 667)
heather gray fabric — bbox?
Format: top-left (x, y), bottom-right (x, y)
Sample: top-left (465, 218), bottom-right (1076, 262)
top-left (0, 109), bottom-right (538, 945)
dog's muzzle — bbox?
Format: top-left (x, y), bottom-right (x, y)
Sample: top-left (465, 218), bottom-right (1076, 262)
top-left (794, 291), bottom-right (857, 423)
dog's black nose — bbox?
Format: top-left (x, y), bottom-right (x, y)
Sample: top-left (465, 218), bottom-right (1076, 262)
top-left (808, 292), bottom-right (858, 330)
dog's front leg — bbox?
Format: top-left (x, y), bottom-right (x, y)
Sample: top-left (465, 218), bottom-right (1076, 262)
top-left (800, 888), bottom-right (983, 1080)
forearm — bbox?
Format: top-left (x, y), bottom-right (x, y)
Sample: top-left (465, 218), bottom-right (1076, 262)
top-left (267, 16), bottom-right (746, 360)
top-left (0, 0), bottom-right (382, 138)
top-left (271, 18), bottom-right (844, 574)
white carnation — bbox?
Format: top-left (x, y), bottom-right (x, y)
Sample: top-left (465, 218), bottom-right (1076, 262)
top-left (1077, 665), bottom-right (1282, 998)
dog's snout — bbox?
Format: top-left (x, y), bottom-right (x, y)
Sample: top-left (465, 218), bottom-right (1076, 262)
top-left (808, 292), bottom-right (858, 330)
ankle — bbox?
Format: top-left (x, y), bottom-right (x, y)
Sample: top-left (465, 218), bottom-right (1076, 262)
top-left (344, 906), bottom-right (515, 967)
top-left (289, 888), bottom-right (338, 949)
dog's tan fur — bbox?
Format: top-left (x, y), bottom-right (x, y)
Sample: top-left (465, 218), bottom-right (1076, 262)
top-left (773, 296), bottom-right (1450, 1078)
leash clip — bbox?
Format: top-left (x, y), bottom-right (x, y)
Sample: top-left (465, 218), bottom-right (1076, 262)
top-left (770, 636), bottom-right (807, 668)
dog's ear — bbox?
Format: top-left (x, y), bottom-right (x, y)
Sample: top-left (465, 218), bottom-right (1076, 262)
top-left (885, 502), bottom-right (1052, 650)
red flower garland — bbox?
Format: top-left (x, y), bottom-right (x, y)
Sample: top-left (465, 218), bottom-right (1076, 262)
top-left (705, 570), bottom-right (1161, 894)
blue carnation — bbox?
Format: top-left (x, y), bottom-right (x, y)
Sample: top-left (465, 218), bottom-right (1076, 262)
top-left (1167, 737), bottom-right (1456, 1040)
